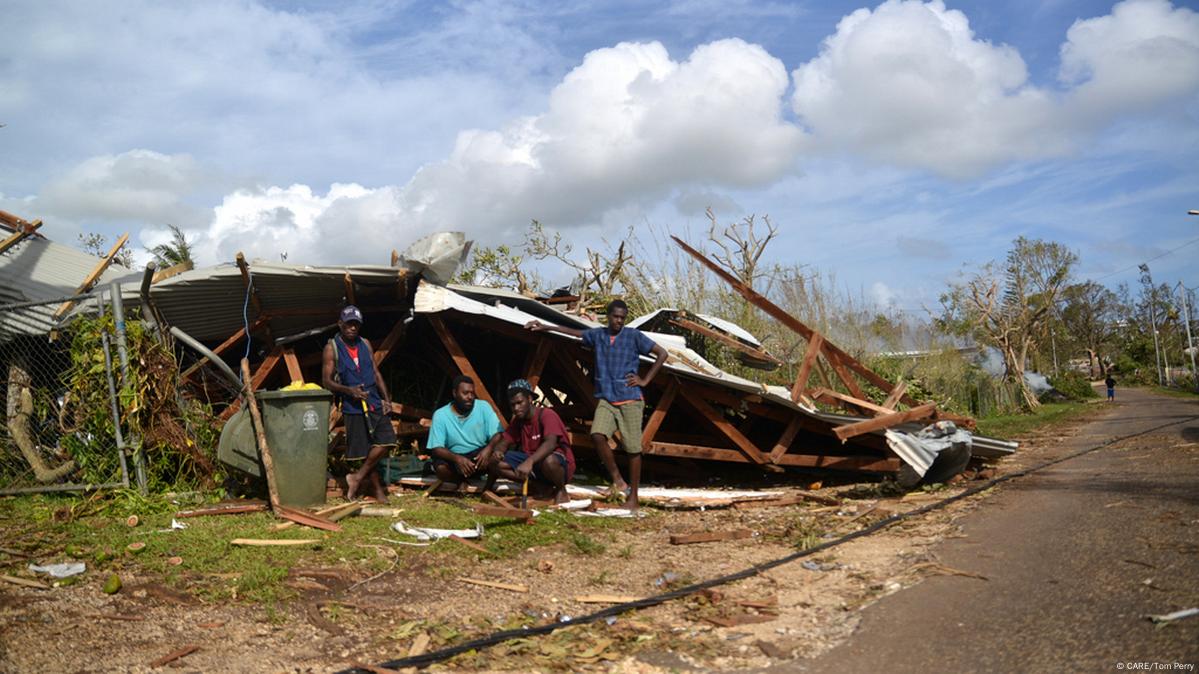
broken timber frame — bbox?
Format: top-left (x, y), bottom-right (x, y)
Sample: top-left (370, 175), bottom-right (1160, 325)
top-left (671, 235), bottom-right (919, 409)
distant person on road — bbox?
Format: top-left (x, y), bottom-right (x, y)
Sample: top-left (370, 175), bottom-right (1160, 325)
top-left (322, 305), bottom-right (395, 501)
top-left (426, 376), bottom-right (503, 490)
top-left (1105, 374), bottom-right (1116, 401)
top-left (525, 299), bottom-right (668, 511)
top-left (480, 379), bottom-right (576, 504)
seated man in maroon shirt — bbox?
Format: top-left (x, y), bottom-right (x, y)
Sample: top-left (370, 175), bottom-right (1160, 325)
top-left (479, 379), bottom-right (576, 504)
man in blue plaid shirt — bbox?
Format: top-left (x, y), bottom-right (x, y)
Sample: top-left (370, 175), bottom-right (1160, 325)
top-left (526, 299), bottom-right (667, 510)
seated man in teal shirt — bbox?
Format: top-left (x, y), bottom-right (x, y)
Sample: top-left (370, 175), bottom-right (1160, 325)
top-left (427, 375), bottom-right (503, 489)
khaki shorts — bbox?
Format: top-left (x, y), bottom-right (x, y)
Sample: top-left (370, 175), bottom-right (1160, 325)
top-left (591, 399), bottom-right (645, 454)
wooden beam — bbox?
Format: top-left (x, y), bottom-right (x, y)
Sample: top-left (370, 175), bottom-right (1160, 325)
top-left (523, 337), bottom-right (553, 390)
top-left (790, 333), bottom-right (824, 402)
top-left (810, 387), bottom-right (894, 416)
top-left (0, 218), bottom-right (42, 256)
top-left (343, 272), bottom-right (356, 305)
top-left (180, 318), bottom-right (264, 382)
top-left (151, 260), bottom-right (193, 284)
top-left (881, 380), bottom-right (908, 411)
top-left (282, 348), bottom-right (303, 383)
top-left (241, 358), bottom-right (281, 508)
top-left (677, 386), bottom-right (769, 464)
top-left (641, 377), bottom-right (679, 450)
top-left (371, 319), bottom-right (407, 367)
top-left (833, 403), bottom-right (938, 442)
top-left (428, 316), bottom-right (506, 427)
top-left (646, 441), bottom-right (900, 472)
top-left (769, 416), bottom-right (804, 463)
top-left (671, 235), bottom-right (917, 407)
top-left (548, 349), bottom-right (598, 413)
top-left (823, 349), bottom-right (866, 400)
top-left (220, 349), bottom-right (284, 420)
top-left (669, 316), bottom-right (782, 366)
top-left (235, 252), bottom-right (273, 343)
top-left (390, 249), bottom-right (399, 267)
top-left (51, 232), bottom-right (128, 321)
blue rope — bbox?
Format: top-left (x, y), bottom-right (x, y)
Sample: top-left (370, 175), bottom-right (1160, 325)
top-left (241, 266), bottom-right (254, 381)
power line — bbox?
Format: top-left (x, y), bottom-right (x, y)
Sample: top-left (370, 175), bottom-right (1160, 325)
top-left (1091, 234), bottom-right (1199, 283)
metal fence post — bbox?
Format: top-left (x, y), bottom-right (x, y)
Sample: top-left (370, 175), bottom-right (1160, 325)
top-left (97, 294), bottom-right (131, 489)
top-left (109, 283), bottom-right (147, 492)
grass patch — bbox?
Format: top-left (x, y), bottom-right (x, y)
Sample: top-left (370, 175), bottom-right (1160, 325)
top-left (0, 489), bottom-right (640, 603)
top-left (974, 401), bottom-right (1093, 440)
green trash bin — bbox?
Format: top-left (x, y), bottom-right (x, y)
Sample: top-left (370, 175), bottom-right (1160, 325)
top-left (217, 388), bottom-right (332, 508)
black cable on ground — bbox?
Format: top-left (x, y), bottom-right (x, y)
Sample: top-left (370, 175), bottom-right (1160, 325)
top-left (342, 413), bottom-right (1198, 673)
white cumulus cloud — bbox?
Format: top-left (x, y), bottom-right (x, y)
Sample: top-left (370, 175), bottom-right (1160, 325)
top-left (791, 0), bottom-right (1199, 178)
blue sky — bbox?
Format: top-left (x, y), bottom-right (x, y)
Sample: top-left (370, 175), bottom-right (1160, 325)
top-left (2, 0), bottom-right (1197, 311)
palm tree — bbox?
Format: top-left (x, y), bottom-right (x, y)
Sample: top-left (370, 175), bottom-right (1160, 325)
top-left (147, 224), bottom-right (194, 267)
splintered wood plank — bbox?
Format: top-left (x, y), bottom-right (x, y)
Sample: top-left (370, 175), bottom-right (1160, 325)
top-left (428, 316), bottom-right (506, 427)
top-left (669, 529), bottom-right (753, 545)
top-left (220, 348), bottom-right (285, 420)
top-left (833, 403), bottom-right (938, 442)
top-left (640, 377), bottom-right (679, 450)
top-left (671, 235), bottom-right (917, 407)
top-left (524, 337), bottom-right (553, 390)
top-left (677, 386), bottom-right (769, 464)
top-left (457, 577), bottom-right (528, 593)
top-left (343, 272), bottom-right (356, 305)
top-left (575, 594), bottom-right (641, 604)
top-left (790, 333), bottom-right (824, 402)
top-left (230, 538), bottom-right (321, 547)
top-left (881, 380), bottom-right (908, 411)
top-left (448, 534), bottom-right (491, 555)
top-left (148, 644), bottom-right (200, 668)
top-left (274, 505), bottom-right (341, 532)
top-left (768, 416), bottom-right (804, 463)
top-left (282, 348), bottom-right (303, 383)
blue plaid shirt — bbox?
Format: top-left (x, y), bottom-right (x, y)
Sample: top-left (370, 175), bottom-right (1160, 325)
top-left (581, 326), bottom-right (657, 403)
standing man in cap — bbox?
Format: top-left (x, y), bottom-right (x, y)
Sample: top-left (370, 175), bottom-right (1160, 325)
top-left (525, 299), bottom-right (667, 510)
top-left (322, 305), bottom-right (396, 501)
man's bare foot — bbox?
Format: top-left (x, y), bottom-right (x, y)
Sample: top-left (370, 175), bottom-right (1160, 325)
top-left (374, 486), bottom-right (389, 502)
top-left (622, 495), bottom-right (638, 512)
top-left (345, 473), bottom-right (362, 500)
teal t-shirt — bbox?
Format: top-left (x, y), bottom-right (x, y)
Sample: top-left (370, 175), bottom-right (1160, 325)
top-left (427, 401), bottom-right (502, 455)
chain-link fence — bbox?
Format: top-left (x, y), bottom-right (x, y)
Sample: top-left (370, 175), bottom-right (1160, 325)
top-left (0, 291), bottom-right (131, 495)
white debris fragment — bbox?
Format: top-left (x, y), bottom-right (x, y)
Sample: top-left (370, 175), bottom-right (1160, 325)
top-left (28, 562), bottom-right (86, 578)
top-left (391, 521), bottom-right (484, 541)
top-left (1146, 607), bottom-right (1198, 624)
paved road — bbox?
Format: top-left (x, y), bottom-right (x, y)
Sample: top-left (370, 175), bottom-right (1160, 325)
top-left (802, 387), bottom-right (1199, 673)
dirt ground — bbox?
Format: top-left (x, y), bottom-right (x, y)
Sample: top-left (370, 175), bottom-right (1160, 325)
top-left (4, 394), bottom-right (1179, 674)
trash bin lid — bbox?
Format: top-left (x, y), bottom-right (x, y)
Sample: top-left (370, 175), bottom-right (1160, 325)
top-left (257, 388), bottom-right (333, 401)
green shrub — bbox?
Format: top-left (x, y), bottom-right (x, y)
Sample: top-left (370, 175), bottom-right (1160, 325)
top-left (1049, 371), bottom-right (1099, 401)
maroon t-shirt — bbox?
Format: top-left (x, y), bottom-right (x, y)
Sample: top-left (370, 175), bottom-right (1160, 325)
top-left (502, 407), bottom-right (576, 478)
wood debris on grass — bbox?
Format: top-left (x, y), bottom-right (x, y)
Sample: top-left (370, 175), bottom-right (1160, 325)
top-left (148, 644), bottom-right (200, 668)
top-left (230, 538), bottom-right (321, 547)
top-left (457, 577), bottom-right (528, 593)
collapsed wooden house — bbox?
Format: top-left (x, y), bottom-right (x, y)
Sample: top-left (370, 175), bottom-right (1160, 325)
top-left (125, 233), bottom-right (1014, 483)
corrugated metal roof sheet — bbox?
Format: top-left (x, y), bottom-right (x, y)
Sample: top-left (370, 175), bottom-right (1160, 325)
top-left (118, 261), bottom-right (410, 342)
top-left (0, 226), bottom-right (128, 341)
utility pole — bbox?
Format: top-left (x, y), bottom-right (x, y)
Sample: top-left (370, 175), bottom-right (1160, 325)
top-left (1179, 282), bottom-right (1198, 393)
top-left (1140, 264), bottom-right (1164, 385)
